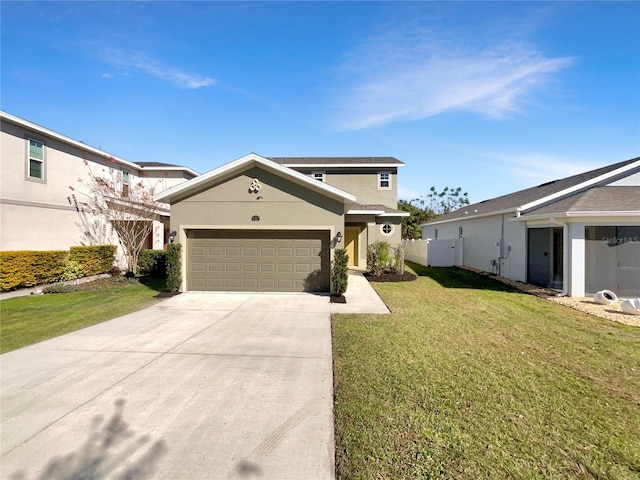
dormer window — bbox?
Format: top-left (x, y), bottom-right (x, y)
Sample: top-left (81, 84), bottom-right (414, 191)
top-left (378, 171), bottom-right (391, 190)
top-left (312, 171), bottom-right (325, 182)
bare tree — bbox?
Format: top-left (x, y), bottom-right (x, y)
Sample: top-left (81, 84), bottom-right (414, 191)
top-left (68, 157), bottom-right (164, 274)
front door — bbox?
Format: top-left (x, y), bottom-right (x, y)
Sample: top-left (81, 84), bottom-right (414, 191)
top-left (345, 227), bottom-right (360, 267)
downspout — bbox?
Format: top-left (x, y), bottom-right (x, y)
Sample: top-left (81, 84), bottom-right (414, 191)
top-left (550, 216), bottom-right (569, 297)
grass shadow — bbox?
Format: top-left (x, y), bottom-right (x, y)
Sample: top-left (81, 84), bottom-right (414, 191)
top-left (138, 276), bottom-right (167, 293)
top-left (9, 399), bottom-right (167, 480)
top-left (406, 261), bottom-right (517, 292)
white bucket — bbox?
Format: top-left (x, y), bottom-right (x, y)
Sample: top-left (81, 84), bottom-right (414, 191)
top-left (594, 290), bottom-right (617, 305)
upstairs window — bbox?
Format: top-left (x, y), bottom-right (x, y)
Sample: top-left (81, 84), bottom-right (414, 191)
top-left (312, 171), bottom-right (325, 182)
top-left (27, 138), bottom-right (45, 180)
top-left (378, 171), bottom-right (391, 190)
top-left (122, 170), bottom-right (130, 196)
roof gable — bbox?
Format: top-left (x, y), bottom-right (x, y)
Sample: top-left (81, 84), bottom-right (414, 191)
top-left (423, 157), bottom-right (640, 225)
top-left (154, 153), bottom-right (357, 204)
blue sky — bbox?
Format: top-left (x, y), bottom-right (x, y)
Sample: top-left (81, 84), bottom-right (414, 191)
top-left (2, 1), bottom-right (639, 203)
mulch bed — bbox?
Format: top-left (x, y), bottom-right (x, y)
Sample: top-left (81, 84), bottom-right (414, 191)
top-left (363, 271), bottom-right (418, 282)
top-left (330, 294), bottom-right (347, 303)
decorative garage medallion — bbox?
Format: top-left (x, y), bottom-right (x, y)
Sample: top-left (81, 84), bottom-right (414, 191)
top-left (248, 178), bottom-right (262, 193)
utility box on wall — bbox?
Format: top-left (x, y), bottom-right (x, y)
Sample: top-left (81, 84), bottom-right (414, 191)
top-left (428, 239), bottom-right (463, 267)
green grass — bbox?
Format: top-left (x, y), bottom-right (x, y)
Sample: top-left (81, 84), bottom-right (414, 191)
top-left (0, 277), bottom-right (165, 354)
top-left (332, 264), bottom-right (640, 479)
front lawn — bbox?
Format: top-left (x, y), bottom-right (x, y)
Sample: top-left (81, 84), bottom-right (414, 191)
top-left (0, 277), bottom-right (166, 354)
top-left (332, 265), bottom-right (640, 479)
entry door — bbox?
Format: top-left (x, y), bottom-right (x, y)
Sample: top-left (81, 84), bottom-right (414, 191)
top-left (527, 228), bottom-right (563, 289)
top-left (345, 227), bottom-right (360, 267)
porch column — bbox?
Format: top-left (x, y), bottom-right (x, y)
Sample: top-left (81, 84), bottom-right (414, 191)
top-left (568, 223), bottom-right (586, 297)
top-left (151, 220), bottom-right (164, 250)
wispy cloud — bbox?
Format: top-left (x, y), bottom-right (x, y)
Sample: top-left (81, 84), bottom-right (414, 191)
top-left (103, 49), bottom-right (215, 89)
top-left (489, 152), bottom-right (602, 184)
top-left (334, 23), bottom-right (574, 130)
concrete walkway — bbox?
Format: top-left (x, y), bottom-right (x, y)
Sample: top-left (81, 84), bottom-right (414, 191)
top-left (0, 273), bottom-right (387, 479)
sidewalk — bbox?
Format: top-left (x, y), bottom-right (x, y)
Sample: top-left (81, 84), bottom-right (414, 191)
top-left (330, 271), bottom-right (390, 314)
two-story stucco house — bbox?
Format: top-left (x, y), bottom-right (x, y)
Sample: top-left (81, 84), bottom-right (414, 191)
top-left (155, 153), bottom-right (408, 292)
top-left (0, 111), bottom-right (198, 260)
top-left (420, 157), bottom-right (640, 298)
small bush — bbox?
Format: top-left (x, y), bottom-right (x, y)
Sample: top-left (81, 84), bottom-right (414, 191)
top-left (43, 283), bottom-right (78, 294)
top-left (59, 260), bottom-right (84, 282)
top-left (332, 248), bottom-right (349, 296)
top-left (138, 250), bottom-right (167, 277)
top-left (367, 241), bottom-right (405, 276)
top-left (108, 265), bottom-right (121, 277)
top-left (166, 243), bottom-right (182, 292)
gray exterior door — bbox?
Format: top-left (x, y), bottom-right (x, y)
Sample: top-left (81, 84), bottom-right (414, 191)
top-left (186, 230), bottom-right (330, 292)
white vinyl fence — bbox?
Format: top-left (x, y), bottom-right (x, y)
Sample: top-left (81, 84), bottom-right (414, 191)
top-left (404, 239), bottom-right (429, 267)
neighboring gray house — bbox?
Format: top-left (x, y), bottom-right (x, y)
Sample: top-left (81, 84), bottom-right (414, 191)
top-left (0, 111), bottom-right (197, 258)
top-left (420, 157), bottom-right (640, 298)
top-left (155, 153), bottom-right (408, 292)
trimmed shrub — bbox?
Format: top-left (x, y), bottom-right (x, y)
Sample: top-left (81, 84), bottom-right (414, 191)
top-left (367, 241), bottom-right (392, 276)
top-left (0, 250), bottom-right (68, 291)
top-left (138, 250), bottom-right (167, 277)
top-left (59, 260), bottom-right (84, 282)
top-left (43, 283), bottom-right (78, 294)
top-left (69, 245), bottom-right (116, 277)
top-left (166, 243), bottom-right (182, 292)
top-left (332, 248), bottom-right (349, 296)
top-left (367, 241), bottom-right (405, 276)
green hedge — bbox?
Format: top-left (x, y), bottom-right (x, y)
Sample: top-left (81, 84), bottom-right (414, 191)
top-left (332, 248), bottom-right (349, 296)
top-left (0, 245), bottom-right (117, 291)
top-left (0, 250), bottom-right (68, 291)
top-left (166, 243), bottom-right (182, 292)
top-left (138, 249), bottom-right (167, 277)
top-left (69, 245), bottom-right (116, 277)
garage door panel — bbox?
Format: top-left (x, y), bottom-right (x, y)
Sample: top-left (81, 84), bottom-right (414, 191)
top-left (187, 230), bottom-right (330, 292)
top-left (191, 263), bottom-right (206, 273)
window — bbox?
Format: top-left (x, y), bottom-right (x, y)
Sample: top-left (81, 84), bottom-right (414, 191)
top-left (27, 138), bottom-right (45, 180)
top-left (122, 170), bottom-right (130, 196)
top-left (312, 171), bottom-right (325, 182)
top-left (378, 171), bottom-right (391, 190)
top-left (380, 223), bottom-right (394, 236)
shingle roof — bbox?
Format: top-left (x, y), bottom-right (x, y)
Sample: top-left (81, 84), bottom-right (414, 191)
top-left (521, 186), bottom-right (640, 217)
top-left (135, 161), bottom-right (181, 168)
top-left (347, 203), bottom-right (409, 216)
top-left (269, 156), bottom-right (404, 166)
top-left (424, 157), bottom-right (640, 224)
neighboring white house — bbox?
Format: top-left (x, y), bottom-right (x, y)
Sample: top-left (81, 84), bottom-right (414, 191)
top-left (0, 111), bottom-right (198, 260)
top-left (420, 158), bottom-right (640, 298)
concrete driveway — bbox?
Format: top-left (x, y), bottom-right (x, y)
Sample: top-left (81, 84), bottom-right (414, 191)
top-left (1, 292), bottom-right (336, 479)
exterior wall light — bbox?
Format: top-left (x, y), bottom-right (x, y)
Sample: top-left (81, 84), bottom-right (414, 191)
top-left (336, 231), bottom-right (343, 243)
top-left (168, 231), bottom-right (177, 243)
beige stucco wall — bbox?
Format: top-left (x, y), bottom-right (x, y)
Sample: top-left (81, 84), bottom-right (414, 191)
top-left (0, 118), bottom-right (185, 257)
top-left (171, 166), bottom-right (345, 234)
top-left (294, 168), bottom-right (398, 207)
